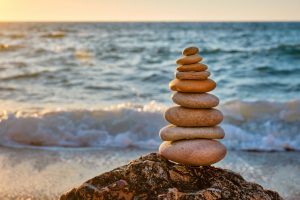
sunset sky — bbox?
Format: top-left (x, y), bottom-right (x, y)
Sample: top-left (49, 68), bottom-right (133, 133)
top-left (0, 0), bottom-right (300, 22)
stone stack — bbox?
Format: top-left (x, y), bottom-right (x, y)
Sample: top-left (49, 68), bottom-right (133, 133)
top-left (159, 47), bottom-right (226, 166)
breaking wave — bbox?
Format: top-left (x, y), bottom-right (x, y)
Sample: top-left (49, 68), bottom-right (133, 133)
top-left (0, 100), bottom-right (299, 151)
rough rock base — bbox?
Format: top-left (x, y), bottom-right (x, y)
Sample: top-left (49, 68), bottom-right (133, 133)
top-left (60, 153), bottom-right (283, 200)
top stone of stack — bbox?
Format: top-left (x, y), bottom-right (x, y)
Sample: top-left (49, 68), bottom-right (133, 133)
top-left (176, 46), bottom-right (202, 65)
top-left (182, 46), bottom-right (199, 56)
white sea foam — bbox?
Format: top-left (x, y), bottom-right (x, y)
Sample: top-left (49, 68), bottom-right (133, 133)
top-left (0, 100), bottom-right (299, 151)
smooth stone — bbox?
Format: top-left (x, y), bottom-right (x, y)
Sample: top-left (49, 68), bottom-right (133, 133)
top-left (169, 79), bottom-right (216, 93)
top-left (177, 63), bottom-right (208, 72)
top-left (175, 71), bottom-right (210, 80)
top-left (160, 125), bottom-right (225, 141)
top-left (165, 106), bottom-right (223, 127)
top-left (182, 47), bottom-right (199, 56)
top-left (176, 55), bottom-right (202, 65)
top-left (159, 139), bottom-right (227, 166)
top-left (172, 92), bottom-right (219, 108)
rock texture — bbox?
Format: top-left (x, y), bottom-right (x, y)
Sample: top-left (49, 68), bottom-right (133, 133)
top-left (60, 153), bottom-right (283, 200)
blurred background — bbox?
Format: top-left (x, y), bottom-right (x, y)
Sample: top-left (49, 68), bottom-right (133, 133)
top-left (0, 0), bottom-right (299, 199)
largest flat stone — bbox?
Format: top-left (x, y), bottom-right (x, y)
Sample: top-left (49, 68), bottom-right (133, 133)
top-left (172, 92), bottom-right (219, 108)
top-left (159, 139), bottom-right (227, 166)
top-left (160, 125), bottom-right (225, 141)
top-left (169, 79), bottom-right (216, 93)
top-left (165, 106), bottom-right (223, 127)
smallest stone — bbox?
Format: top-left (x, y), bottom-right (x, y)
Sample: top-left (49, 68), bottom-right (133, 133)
top-left (182, 47), bottom-right (199, 56)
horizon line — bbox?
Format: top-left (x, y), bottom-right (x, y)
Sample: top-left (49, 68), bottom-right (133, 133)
top-left (0, 20), bottom-right (300, 23)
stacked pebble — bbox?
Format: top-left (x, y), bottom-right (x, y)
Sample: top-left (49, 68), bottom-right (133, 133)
top-left (159, 47), bottom-right (227, 166)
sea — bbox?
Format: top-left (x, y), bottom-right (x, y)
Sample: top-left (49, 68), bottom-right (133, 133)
top-left (0, 22), bottom-right (299, 199)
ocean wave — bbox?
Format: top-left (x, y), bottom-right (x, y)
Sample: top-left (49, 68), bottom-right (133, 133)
top-left (0, 43), bottom-right (24, 52)
top-left (1, 71), bottom-right (44, 81)
top-left (0, 102), bottom-right (165, 148)
top-left (141, 73), bottom-right (170, 82)
top-left (0, 86), bottom-right (18, 91)
top-left (74, 49), bottom-right (94, 64)
top-left (0, 100), bottom-right (299, 151)
top-left (269, 43), bottom-right (300, 55)
top-left (41, 31), bottom-right (65, 38)
top-left (201, 43), bottom-right (300, 55)
top-left (85, 85), bottom-right (123, 91)
top-left (0, 33), bottom-right (26, 39)
top-left (254, 66), bottom-right (300, 75)
top-left (0, 61), bottom-right (28, 69)
top-left (34, 48), bottom-right (52, 55)
top-left (7, 33), bottom-right (26, 39)
top-left (201, 48), bottom-right (242, 54)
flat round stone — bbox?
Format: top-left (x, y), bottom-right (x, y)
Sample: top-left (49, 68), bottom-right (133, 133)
top-left (177, 63), bottom-right (208, 72)
top-left (176, 55), bottom-right (202, 65)
top-left (182, 47), bottom-right (199, 56)
top-left (169, 79), bottom-right (216, 93)
top-left (159, 139), bottom-right (227, 166)
top-left (172, 92), bottom-right (219, 108)
top-left (175, 71), bottom-right (210, 80)
top-left (165, 106), bottom-right (223, 127)
top-left (160, 125), bottom-right (225, 141)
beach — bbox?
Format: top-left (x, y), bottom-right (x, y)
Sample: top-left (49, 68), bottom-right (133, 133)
top-left (0, 22), bottom-right (300, 199)
top-left (0, 146), bottom-right (299, 199)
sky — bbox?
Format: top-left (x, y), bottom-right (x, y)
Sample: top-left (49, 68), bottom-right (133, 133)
top-left (0, 0), bottom-right (300, 22)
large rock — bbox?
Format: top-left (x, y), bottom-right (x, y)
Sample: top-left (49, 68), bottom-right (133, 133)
top-left (60, 153), bottom-right (283, 200)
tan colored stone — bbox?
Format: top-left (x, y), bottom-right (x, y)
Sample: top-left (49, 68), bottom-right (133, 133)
top-left (172, 92), bottom-right (219, 108)
top-left (160, 125), bottom-right (225, 141)
top-left (159, 139), bottom-right (227, 166)
top-left (177, 63), bottom-right (208, 72)
top-left (182, 47), bottom-right (199, 56)
top-left (169, 79), bottom-right (216, 93)
top-left (175, 71), bottom-right (210, 80)
top-left (165, 106), bottom-right (223, 127)
top-left (176, 55), bottom-right (202, 65)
